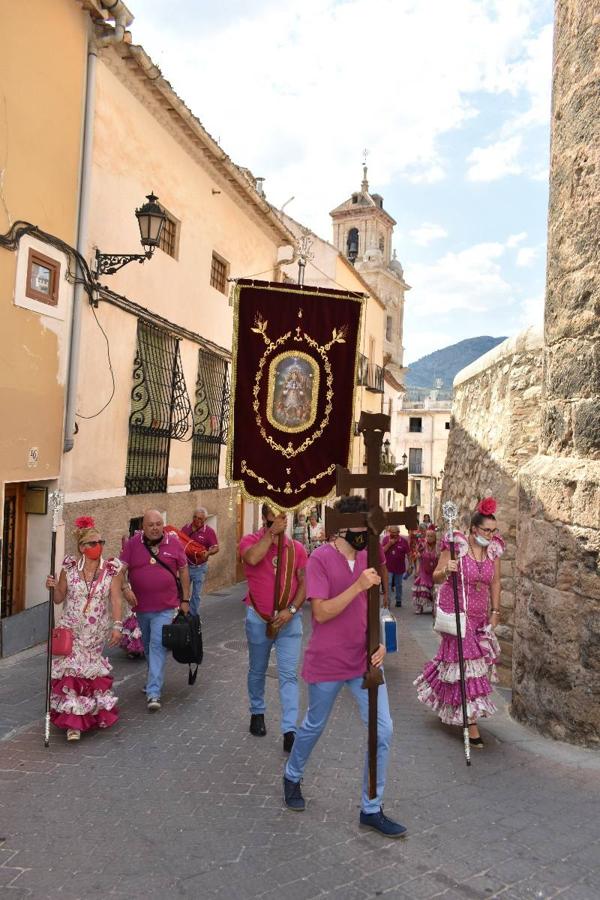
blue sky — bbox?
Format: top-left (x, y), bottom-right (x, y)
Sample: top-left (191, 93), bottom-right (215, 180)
top-left (131, 0), bottom-right (554, 364)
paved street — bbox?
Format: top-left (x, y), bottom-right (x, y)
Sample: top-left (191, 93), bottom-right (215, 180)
top-left (0, 579), bottom-right (599, 900)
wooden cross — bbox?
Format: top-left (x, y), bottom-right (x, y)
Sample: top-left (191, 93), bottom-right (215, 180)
top-left (324, 411), bottom-right (418, 798)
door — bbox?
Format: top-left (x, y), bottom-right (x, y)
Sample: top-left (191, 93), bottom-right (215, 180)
top-left (1, 484), bottom-right (27, 618)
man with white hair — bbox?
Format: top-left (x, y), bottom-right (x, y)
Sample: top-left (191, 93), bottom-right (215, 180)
top-left (181, 506), bottom-right (219, 615)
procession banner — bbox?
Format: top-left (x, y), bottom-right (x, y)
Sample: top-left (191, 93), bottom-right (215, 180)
top-left (227, 279), bottom-right (365, 510)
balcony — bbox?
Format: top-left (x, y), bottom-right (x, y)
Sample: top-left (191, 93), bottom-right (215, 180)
top-left (357, 353), bottom-right (384, 393)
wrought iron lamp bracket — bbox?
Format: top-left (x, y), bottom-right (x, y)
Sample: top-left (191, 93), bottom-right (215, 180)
top-left (94, 248), bottom-right (154, 277)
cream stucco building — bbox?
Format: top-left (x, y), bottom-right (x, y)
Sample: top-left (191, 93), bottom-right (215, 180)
top-left (392, 391), bottom-right (452, 522)
top-left (0, 0), bottom-right (107, 654)
top-left (0, 0), bottom-right (296, 654)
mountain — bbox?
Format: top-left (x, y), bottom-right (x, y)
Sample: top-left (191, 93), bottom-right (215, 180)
top-left (405, 336), bottom-right (507, 393)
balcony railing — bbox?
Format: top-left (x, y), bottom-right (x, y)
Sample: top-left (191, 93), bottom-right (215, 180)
top-left (357, 353), bottom-right (384, 393)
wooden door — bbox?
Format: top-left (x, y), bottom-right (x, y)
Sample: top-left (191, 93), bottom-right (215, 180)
top-left (1, 484), bottom-right (27, 618)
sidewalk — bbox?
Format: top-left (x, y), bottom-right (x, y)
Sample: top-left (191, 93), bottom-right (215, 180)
top-left (0, 579), bottom-right (598, 899)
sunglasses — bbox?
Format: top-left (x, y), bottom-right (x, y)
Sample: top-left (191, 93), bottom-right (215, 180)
top-left (478, 527), bottom-right (498, 536)
top-left (82, 540), bottom-right (106, 547)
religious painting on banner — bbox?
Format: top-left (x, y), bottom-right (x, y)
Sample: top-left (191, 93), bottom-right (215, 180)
top-left (227, 279), bottom-right (365, 510)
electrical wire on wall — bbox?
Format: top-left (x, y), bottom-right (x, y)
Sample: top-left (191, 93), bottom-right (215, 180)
top-left (75, 304), bottom-right (116, 419)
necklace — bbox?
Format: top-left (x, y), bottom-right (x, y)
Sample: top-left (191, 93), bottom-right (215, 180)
top-left (467, 541), bottom-right (486, 592)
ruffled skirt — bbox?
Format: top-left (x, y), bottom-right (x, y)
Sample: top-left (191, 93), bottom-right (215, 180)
top-left (119, 613), bottom-right (145, 657)
top-left (412, 581), bottom-right (434, 612)
top-left (51, 647), bottom-right (119, 733)
top-left (414, 623), bottom-right (500, 725)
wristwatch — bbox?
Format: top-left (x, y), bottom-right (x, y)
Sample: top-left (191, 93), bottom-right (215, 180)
top-left (288, 604), bottom-right (298, 615)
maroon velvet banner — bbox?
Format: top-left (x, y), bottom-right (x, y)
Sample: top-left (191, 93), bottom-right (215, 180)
top-left (227, 279), bottom-right (364, 510)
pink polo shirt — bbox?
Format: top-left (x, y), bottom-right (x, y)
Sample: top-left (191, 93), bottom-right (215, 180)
top-left (239, 529), bottom-right (307, 617)
top-left (301, 542), bottom-right (384, 684)
top-left (120, 531), bottom-right (187, 613)
top-left (181, 522), bottom-right (218, 552)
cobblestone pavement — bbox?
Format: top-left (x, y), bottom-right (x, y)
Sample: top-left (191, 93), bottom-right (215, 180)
top-left (1, 580), bottom-right (599, 899)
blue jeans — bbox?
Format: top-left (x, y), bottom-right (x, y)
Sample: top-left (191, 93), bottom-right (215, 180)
top-left (137, 608), bottom-right (175, 699)
top-left (285, 677), bottom-right (393, 814)
top-left (245, 606), bottom-right (303, 734)
top-left (189, 563), bottom-right (208, 616)
top-left (389, 572), bottom-right (403, 606)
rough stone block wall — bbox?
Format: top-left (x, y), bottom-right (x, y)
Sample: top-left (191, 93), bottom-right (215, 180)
top-left (440, 328), bottom-right (544, 685)
top-left (513, 457), bottom-right (600, 745)
top-left (63, 487), bottom-right (239, 613)
top-left (510, 0), bottom-right (600, 748)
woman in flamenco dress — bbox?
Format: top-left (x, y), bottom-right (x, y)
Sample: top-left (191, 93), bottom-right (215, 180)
top-left (45, 516), bottom-right (124, 742)
top-left (414, 498), bottom-right (503, 747)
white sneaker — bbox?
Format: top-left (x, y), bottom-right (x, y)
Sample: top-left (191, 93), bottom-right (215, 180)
top-left (147, 697), bottom-right (161, 712)
top-left (66, 729), bottom-right (81, 741)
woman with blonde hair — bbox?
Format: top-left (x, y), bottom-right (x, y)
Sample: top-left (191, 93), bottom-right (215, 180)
top-left (45, 516), bottom-right (125, 741)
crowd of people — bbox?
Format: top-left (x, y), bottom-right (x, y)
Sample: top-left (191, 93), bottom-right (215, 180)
top-left (46, 494), bottom-right (503, 836)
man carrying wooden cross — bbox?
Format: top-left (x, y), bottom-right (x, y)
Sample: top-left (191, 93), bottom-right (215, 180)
top-left (283, 492), bottom-right (407, 839)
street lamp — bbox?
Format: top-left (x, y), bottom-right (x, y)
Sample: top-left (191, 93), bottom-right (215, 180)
top-left (94, 193), bottom-right (167, 276)
top-left (383, 438), bottom-right (390, 461)
top-left (401, 452), bottom-right (408, 467)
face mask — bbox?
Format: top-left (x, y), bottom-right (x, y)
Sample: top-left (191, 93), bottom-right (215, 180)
top-left (474, 534), bottom-right (490, 548)
top-left (83, 545), bottom-right (103, 560)
top-left (344, 529), bottom-right (368, 551)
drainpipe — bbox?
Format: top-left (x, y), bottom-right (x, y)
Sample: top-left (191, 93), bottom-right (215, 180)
top-left (63, 3), bottom-right (133, 451)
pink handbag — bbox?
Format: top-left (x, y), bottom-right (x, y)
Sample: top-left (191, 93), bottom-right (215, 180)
top-left (51, 626), bottom-right (73, 656)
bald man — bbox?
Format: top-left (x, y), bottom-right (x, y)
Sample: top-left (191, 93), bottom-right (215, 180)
top-left (118, 510), bottom-right (191, 711)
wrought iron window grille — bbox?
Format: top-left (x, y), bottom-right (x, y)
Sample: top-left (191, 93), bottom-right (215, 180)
top-left (191, 349), bottom-right (230, 491)
top-left (125, 321), bottom-right (193, 495)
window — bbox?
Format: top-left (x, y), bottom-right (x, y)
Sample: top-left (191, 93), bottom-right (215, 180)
top-left (210, 252), bottom-right (229, 293)
top-left (26, 248), bottom-right (60, 306)
top-left (409, 417), bottom-right (422, 433)
top-left (410, 479), bottom-right (421, 506)
top-left (445, 421), bottom-right (450, 430)
top-left (158, 209), bottom-right (179, 258)
top-left (408, 447), bottom-right (422, 474)
top-left (386, 315), bottom-right (392, 343)
top-left (125, 322), bottom-right (192, 495)
top-left (379, 236), bottom-right (385, 253)
top-left (190, 349), bottom-right (230, 490)
top-left (346, 227), bottom-right (359, 260)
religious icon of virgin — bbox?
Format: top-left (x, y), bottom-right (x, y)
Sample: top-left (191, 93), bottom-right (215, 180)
top-left (267, 352), bottom-right (319, 433)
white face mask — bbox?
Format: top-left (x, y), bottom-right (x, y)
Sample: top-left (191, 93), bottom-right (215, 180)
top-left (474, 534), bottom-right (490, 548)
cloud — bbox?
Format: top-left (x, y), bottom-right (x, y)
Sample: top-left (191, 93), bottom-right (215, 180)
top-left (408, 242), bottom-right (513, 317)
top-left (409, 223), bottom-right (448, 247)
top-left (516, 246), bottom-right (537, 267)
top-left (519, 294), bottom-right (544, 329)
top-left (506, 231), bottom-right (528, 248)
top-left (466, 136), bottom-right (523, 182)
top-left (130, 0), bottom-right (553, 236)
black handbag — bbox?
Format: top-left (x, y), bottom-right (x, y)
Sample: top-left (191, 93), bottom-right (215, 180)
top-left (162, 610), bottom-right (203, 685)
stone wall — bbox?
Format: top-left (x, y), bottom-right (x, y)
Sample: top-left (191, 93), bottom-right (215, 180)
top-left (510, 0), bottom-right (600, 748)
top-left (441, 327), bottom-right (544, 685)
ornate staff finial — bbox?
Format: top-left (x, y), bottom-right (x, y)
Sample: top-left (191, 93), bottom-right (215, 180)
top-left (49, 490), bottom-right (64, 530)
top-left (442, 500), bottom-right (458, 532)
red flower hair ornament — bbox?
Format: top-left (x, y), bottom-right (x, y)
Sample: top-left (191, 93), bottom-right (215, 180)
top-left (477, 497), bottom-right (497, 517)
top-left (74, 516), bottom-right (96, 530)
